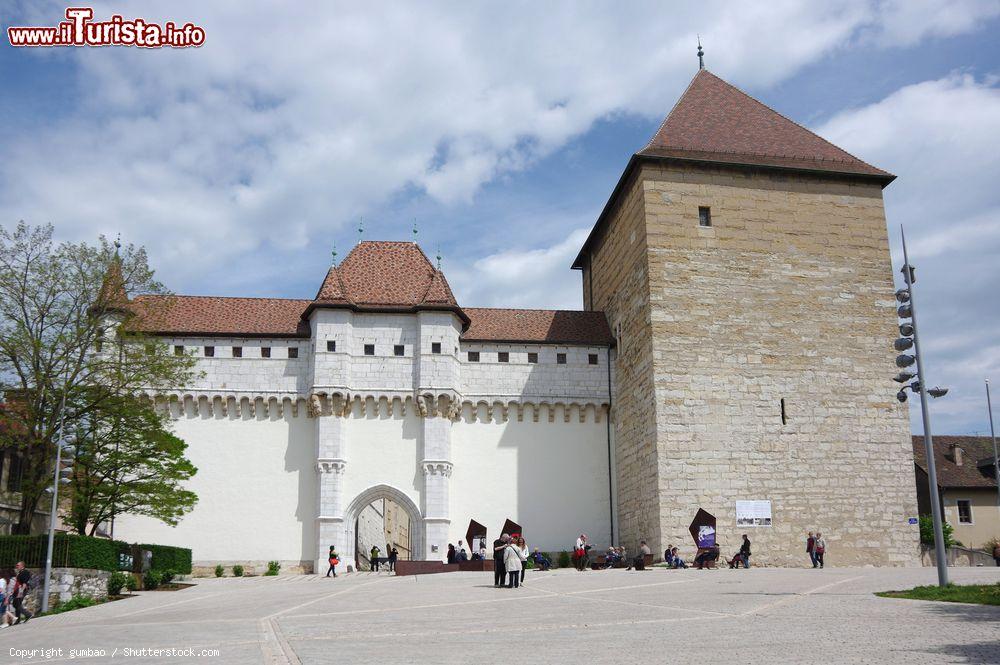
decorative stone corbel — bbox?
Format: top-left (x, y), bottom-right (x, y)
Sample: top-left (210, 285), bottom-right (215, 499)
top-left (317, 458), bottom-right (347, 474)
top-left (421, 461), bottom-right (453, 477)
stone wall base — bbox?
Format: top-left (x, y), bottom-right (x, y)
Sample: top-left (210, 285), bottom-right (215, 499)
top-left (191, 560), bottom-right (313, 577)
top-left (921, 545), bottom-right (996, 568)
top-left (22, 567), bottom-right (111, 611)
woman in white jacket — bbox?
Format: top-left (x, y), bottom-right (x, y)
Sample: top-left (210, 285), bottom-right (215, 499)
top-left (503, 541), bottom-right (523, 588)
top-left (516, 537), bottom-right (529, 585)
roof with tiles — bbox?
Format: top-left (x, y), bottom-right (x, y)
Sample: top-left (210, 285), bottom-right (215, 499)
top-left (640, 70), bottom-right (892, 179)
top-left (128, 295), bottom-right (313, 337)
top-left (912, 435), bottom-right (999, 489)
top-left (463, 308), bottom-right (612, 345)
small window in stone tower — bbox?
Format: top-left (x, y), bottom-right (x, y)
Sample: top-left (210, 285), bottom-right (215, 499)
top-left (174, 345), bottom-right (184, 356)
top-left (588, 353), bottom-right (599, 365)
top-left (698, 206), bottom-right (712, 227)
top-left (527, 352), bottom-right (538, 364)
top-left (780, 398), bottom-right (787, 425)
top-left (394, 345), bottom-right (405, 356)
top-left (957, 500), bottom-right (973, 524)
top-left (326, 340), bottom-right (336, 352)
top-left (468, 351), bottom-right (480, 362)
top-left (288, 347), bottom-right (299, 359)
top-left (364, 344), bottom-right (375, 356)
top-left (498, 352), bottom-right (509, 363)
top-left (556, 352), bottom-right (567, 365)
top-left (261, 346), bottom-right (271, 358)
top-left (232, 346), bottom-right (242, 358)
top-left (204, 346), bottom-right (215, 357)
top-left (431, 342), bottom-right (441, 354)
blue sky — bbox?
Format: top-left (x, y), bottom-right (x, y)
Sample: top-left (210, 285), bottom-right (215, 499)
top-left (1, 1), bottom-right (999, 434)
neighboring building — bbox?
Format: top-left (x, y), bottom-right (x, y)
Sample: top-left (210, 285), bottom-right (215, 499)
top-left (113, 67), bottom-right (920, 571)
top-left (912, 435), bottom-right (1000, 549)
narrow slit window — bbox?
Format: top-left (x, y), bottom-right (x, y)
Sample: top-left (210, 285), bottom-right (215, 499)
top-left (232, 346), bottom-right (242, 358)
top-left (468, 351), bottom-right (480, 362)
top-left (326, 340), bottom-right (336, 352)
top-left (527, 352), bottom-right (538, 364)
top-left (498, 352), bottom-right (509, 363)
top-left (261, 347), bottom-right (271, 358)
top-left (204, 346), bottom-right (215, 358)
top-left (780, 398), bottom-right (787, 425)
top-left (288, 347), bottom-right (299, 359)
top-left (394, 345), bottom-right (405, 357)
top-left (698, 206), bottom-right (712, 227)
top-left (364, 344), bottom-right (375, 356)
top-left (431, 342), bottom-right (442, 354)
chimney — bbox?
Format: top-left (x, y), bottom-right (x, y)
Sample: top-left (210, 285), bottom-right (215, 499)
top-left (949, 443), bottom-right (964, 466)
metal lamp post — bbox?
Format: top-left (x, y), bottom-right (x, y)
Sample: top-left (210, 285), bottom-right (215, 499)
top-left (898, 228), bottom-right (948, 586)
top-left (40, 386), bottom-right (71, 613)
top-left (987, 379), bottom-right (999, 508)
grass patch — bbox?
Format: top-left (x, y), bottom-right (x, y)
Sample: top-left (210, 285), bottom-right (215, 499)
top-left (876, 583), bottom-right (1000, 606)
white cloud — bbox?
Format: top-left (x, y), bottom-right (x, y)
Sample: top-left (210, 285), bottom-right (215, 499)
top-left (1, 0), bottom-right (994, 294)
top-left (817, 74), bottom-right (1000, 434)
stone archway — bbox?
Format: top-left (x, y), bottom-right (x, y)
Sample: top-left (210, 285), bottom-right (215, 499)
top-left (343, 485), bottom-right (424, 570)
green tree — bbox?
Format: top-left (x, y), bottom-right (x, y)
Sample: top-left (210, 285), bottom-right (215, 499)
top-left (919, 514), bottom-right (955, 547)
top-left (0, 222), bottom-right (197, 533)
top-left (69, 394), bottom-right (198, 535)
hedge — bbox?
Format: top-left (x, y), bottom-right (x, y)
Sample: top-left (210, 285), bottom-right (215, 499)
top-left (0, 534), bottom-right (190, 574)
top-left (138, 543), bottom-right (192, 575)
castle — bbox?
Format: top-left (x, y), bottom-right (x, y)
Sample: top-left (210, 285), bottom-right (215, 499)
top-left (116, 69), bottom-right (919, 571)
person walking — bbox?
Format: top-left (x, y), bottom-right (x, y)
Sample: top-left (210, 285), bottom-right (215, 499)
top-left (326, 545), bottom-right (339, 578)
top-left (574, 534), bottom-right (590, 571)
top-left (993, 542), bottom-right (1000, 567)
top-left (493, 534), bottom-right (509, 588)
top-left (370, 545), bottom-right (381, 572)
top-left (10, 562), bottom-right (32, 624)
top-left (738, 535), bottom-right (751, 568)
top-left (388, 547), bottom-right (398, 573)
top-left (814, 533), bottom-right (826, 569)
top-left (0, 574), bottom-right (7, 628)
top-left (503, 539), bottom-right (523, 588)
top-left (806, 532), bottom-right (817, 568)
top-left (516, 537), bottom-right (529, 584)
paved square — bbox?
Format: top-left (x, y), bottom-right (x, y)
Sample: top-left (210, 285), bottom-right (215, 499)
top-left (3, 567), bottom-right (999, 664)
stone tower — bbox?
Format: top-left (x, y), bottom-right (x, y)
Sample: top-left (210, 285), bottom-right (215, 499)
top-left (574, 70), bottom-right (919, 566)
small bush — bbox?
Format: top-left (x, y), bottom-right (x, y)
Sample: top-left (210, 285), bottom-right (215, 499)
top-left (49, 596), bottom-right (97, 615)
top-left (557, 550), bottom-right (571, 569)
top-left (143, 570), bottom-right (161, 590)
top-left (107, 571), bottom-right (130, 596)
top-left (232, 564), bottom-right (244, 577)
top-left (125, 575), bottom-right (138, 592)
top-left (265, 560), bottom-right (280, 576)
top-left (214, 564), bottom-right (225, 577)
top-left (919, 515), bottom-right (955, 547)
top-left (160, 569), bottom-right (175, 585)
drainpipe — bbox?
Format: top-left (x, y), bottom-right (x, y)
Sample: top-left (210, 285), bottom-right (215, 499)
top-left (605, 346), bottom-right (614, 546)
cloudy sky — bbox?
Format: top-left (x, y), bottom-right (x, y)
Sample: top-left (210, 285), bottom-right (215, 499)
top-left (2, 1), bottom-right (999, 434)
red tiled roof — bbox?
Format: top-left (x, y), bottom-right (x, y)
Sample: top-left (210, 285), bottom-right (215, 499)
top-left (315, 241), bottom-right (459, 308)
top-left (94, 257), bottom-right (130, 313)
top-left (912, 435), bottom-right (998, 489)
top-left (639, 70), bottom-right (892, 179)
top-left (129, 295), bottom-right (312, 337)
top-left (462, 308), bottom-right (612, 345)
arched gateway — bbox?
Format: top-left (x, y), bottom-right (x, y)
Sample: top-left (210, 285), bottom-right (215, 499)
top-left (341, 485), bottom-right (423, 571)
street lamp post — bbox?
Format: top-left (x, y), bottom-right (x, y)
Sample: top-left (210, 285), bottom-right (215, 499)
top-left (40, 388), bottom-right (69, 614)
top-left (899, 228), bottom-right (948, 586)
top-left (987, 379), bottom-right (999, 508)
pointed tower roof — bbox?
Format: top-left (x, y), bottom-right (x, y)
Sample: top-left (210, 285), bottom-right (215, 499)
top-left (94, 256), bottom-right (130, 315)
top-left (638, 70), bottom-right (892, 179)
top-left (572, 69), bottom-right (894, 269)
top-left (314, 265), bottom-right (350, 304)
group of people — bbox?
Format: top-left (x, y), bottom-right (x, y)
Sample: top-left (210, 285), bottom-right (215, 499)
top-left (0, 562), bottom-right (34, 627)
top-left (446, 540), bottom-right (480, 563)
top-left (492, 534), bottom-right (530, 588)
top-left (805, 532), bottom-right (826, 568)
top-left (369, 545), bottom-right (398, 572)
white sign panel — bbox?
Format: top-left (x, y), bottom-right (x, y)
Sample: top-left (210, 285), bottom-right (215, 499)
top-left (736, 500), bottom-right (772, 527)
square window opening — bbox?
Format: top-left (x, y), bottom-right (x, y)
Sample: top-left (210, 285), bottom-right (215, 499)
top-left (364, 344), bottom-right (375, 356)
top-left (588, 353), bottom-right (598, 365)
top-left (394, 345), bottom-right (405, 356)
top-left (556, 352), bottom-right (567, 364)
top-left (232, 346), bottom-right (242, 358)
top-left (498, 352), bottom-right (509, 363)
top-left (326, 340), bottom-right (336, 352)
top-left (698, 206), bottom-right (712, 227)
top-left (468, 351), bottom-right (480, 362)
top-left (527, 352), bottom-right (538, 364)
top-left (204, 346), bottom-right (215, 358)
top-left (261, 347), bottom-right (271, 358)
top-left (288, 347), bottom-right (299, 359)
top-left (174, 345), bottom-right (184, 356)
top-left (431, 342), bottom-right (442, 354)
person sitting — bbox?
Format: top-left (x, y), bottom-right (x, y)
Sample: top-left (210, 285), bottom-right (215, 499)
top-left (531, 549), bottom-right (551, 571)
top-left (670, 547), bottom-right (687, 568)
top-left (627, 540), bottom-right (651, 570)
top-left (664, 545), bottom-right (673, 566)
top-left (728, 535), bottom-right (752, 569)
top-left (694, 545), bottom-right (720, 569)
top-left (457, 546), bottom-right (469, 562)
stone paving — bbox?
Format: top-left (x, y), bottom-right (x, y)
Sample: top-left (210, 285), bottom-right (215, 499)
top-left (2, 566), bottom-right (999, 664)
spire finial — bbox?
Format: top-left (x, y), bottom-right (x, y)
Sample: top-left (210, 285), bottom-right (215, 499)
top-left (113, 233), bottom-right (121, 256)
top-left (331, 242), bottom-right (338, 265)
top-left (436, 244), bottom-right (442, 270)
top-left (697, 35), bottom-right (704, 70)
top-left (357, 217), bottom-right (364, 245)
top-left (412, 219), bottom-right (418, 240)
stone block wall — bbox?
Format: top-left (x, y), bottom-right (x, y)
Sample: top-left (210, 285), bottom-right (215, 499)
top-left (23, 567), bottom-right (111, 611)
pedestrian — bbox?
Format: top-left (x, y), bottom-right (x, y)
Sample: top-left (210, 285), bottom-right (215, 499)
top-left (814, 533), bottom-right (826, 568)
top-left (516, 536), bottom-right (529, 584)
top-left (370, 545), bottom-right (381, 572)
top-left (326, 545), bottom-right (339, 577)
top-left (493, 534), bottom-right (509, 588)
top-left (388, 547), bottom-right (398, 573)
top-left (503, 538), bottom-right (523, 588)
top-left (574, 534), bottom-right (590, 571)
top-left (738, 535), bottom-right (751, 568)
top-left (993, 542), bottom-right (1000, 567)
top-left (806, 531), bottom-right (817, 568)
top-left (0, 573), bottom-right (7, 628)
top-left (11, 562), bottom-right (32, 624)
top-left (447, 543), bottom-right (456, 564)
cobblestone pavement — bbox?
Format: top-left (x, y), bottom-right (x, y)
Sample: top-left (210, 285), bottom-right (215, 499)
top-left (2, 566), bottom-right (998, 664)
